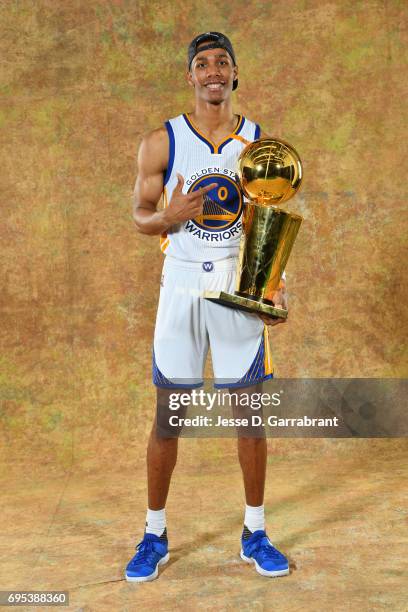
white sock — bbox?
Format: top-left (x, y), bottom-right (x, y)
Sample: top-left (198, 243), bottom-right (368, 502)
top-left (244, 504), bottom-right (265, 534)
top-left (145, 508), bottom-right (166, 538)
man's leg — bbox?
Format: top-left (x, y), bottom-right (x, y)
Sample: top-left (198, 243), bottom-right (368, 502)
top-left (232, 382), bottom-right (267, 507)
top-left (125, 388), bottom-right (187, 582)
top-left (147, 389), bottom-right (182, 510)
top-left (237, 436), bottom-right (267, 506)
top-left (231, 382), bottom-right (289, 577)
top-left (145, 386), bottom-right (188, 520)
top-left (126, 257), bottom-right (206, 581)
top-left (146, 417), bottom-right (178, 508)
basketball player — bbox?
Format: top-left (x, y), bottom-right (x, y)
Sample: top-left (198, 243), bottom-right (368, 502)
top-left (126, 32), bottom-right (289, 581)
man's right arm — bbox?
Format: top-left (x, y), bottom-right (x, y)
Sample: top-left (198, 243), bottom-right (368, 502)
top-left (132, 128), bottom-right (171, 236)
top-left (132, 128), bottom-right (218, 236)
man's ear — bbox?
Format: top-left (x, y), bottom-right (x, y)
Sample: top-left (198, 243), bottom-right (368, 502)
top-left (186, 71), bottom-right (195, 88)
top-left (233, 64), bottom-right (238, 81)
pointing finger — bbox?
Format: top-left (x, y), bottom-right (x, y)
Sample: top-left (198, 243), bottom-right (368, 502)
top-left (188, 182), bottom-right (218, 200)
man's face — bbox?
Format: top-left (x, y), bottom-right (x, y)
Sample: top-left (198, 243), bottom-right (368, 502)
top-left (187, 46), bottom-right (238, 104)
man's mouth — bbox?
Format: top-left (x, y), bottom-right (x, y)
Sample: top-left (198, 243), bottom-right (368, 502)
top-left (205, 82), bottom-right (225, 90)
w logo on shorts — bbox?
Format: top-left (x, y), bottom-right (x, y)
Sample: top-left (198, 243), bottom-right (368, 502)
top-left (202, 261), bottom-right (214, 272)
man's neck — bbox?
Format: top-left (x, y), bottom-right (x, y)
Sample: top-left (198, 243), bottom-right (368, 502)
top-left (189, 98), bottom-right (236, 134)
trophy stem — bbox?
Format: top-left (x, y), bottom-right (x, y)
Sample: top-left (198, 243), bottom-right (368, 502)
top-left (236, 205), bottom-right (302, 303)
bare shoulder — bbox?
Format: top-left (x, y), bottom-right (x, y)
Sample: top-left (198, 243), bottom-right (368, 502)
top-left (138, 126), bottom-right (169, 172)
top-left (142, 126), bottom-right (168, 147)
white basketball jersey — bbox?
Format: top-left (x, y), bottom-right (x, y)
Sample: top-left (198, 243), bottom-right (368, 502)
top-left (159, 113), bottom-right (260, 262)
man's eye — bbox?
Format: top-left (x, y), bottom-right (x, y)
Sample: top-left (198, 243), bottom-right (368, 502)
top-left (197, 63), bottom-right (206, 68)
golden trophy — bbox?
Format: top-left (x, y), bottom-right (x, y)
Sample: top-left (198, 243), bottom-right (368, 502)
top-left (204, 138), bottom-right (303, 319)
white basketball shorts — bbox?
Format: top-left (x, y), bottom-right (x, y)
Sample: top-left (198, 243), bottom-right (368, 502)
top-left (152, 256), bottom-right (273, 389)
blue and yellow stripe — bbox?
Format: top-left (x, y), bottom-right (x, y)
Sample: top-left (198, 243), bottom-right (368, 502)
top-left (183, 113), bottom-right (245, 154)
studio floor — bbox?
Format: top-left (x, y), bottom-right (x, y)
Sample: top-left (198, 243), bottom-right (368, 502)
top-left (1, 438), bottom-right (406, 611)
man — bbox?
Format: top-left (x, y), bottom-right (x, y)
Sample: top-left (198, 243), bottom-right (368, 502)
top-left (126, 32), bottom-right (289, 582)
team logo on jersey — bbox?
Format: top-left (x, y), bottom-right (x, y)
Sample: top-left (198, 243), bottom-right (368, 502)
top-left (187, 173), bottom-right (243, 233)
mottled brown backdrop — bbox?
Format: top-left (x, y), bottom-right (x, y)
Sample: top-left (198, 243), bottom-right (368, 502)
top-left (1, 0), bottom-right (407, 469)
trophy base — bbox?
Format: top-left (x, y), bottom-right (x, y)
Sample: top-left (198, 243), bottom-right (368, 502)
top-left (203, 291), bottom-right (288, 319)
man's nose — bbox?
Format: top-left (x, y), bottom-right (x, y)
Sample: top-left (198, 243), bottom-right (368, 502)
top-left (205, 62), bottom-right (221, 78)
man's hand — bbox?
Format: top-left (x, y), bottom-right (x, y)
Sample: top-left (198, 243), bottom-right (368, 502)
top-left (257, 282), bottom-right (288, 327)
top-left (164, 173), bottom-right (218, 225)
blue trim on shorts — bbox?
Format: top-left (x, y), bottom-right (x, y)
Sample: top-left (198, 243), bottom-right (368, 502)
top-left (154, 381), bottom-right (204, 389)
top-left (214, 372), bottom-right (273, 390)
top-left (254, 123), bottom-right (261, 139)
top-left (164, 121), bottom-right (175, 185)
top-left (152, 349), bottom-right (204, 389)
top-left (214, 335), bottom-right (273, 389)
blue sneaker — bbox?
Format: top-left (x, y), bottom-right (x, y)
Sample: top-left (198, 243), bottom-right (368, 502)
top-left (125, 533), bottom-right (169, 582)
top-left (240, 530), bottom-right (289, 577)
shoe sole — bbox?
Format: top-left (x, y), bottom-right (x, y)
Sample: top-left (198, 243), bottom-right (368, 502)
top-left (240, 550), bottom-right (289, 577)
top-left (125, 552), bottom-right (170, 582)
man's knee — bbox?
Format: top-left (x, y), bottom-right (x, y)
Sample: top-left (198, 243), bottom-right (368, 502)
top-left (229, 383), bottom-right (266, 438)
top-left (155, 387), bottom-right (189, 439)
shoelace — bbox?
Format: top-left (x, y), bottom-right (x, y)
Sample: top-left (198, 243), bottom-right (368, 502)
top-left (258, 542), bottom-right (282, 559)
top-left (247, 533), bottom-right (282, 559)
top-left (133, 539), bottom-right (158, 565)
